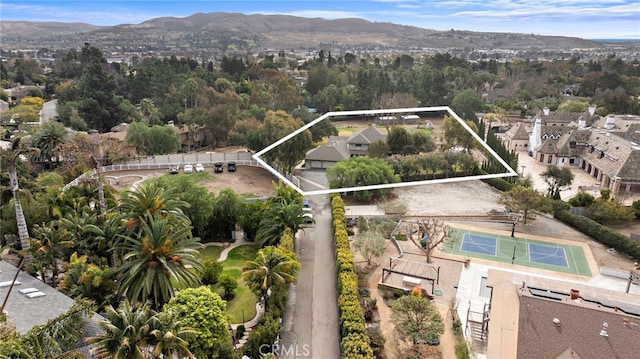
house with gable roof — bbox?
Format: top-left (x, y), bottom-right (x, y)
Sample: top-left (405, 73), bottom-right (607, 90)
top-left (304, 136), bottom-right (349, 169)
top-left (485, 269), bottom-right (640, 359)
top-left (346, 125), bottom-right (387, 156)
top-left (503, 123), bottom-right (530, 151)
top-left (509, 107), bottom-right (640, 199)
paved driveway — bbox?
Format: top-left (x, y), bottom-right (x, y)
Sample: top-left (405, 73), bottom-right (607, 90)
top-left (280, 192), bottom-right (340, 358)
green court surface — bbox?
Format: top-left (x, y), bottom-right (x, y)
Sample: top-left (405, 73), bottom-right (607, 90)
top-left (443, 228), bottom-right (592, 277)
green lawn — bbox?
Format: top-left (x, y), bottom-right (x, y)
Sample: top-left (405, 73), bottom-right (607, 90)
top-left (200, 245), bottom-right (260, 324)
top-left (200, 245), bottom-right (223, 261)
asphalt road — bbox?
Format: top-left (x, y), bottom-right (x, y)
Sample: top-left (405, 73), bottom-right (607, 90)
top-left (40, 99), bottom-right (58, 125)
top-left (280, 194), bottom-right (340, 359)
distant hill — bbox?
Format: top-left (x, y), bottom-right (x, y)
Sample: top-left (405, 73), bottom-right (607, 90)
top-left (0, 12), bottom-right (610, 53)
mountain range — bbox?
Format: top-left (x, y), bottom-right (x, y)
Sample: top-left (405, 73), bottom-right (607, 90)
top-left (0, 12), bottom-right (631, 54)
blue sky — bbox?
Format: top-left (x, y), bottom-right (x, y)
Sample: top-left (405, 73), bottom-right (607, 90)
top-left (2, 0), bottom-right (639, 39)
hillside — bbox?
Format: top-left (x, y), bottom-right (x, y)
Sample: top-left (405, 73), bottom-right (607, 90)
top-left (1, 12), bottom-right (608, 53)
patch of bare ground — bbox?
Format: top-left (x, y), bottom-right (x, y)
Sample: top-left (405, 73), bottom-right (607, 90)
top-left (104, 166), bottom-right (278, 197)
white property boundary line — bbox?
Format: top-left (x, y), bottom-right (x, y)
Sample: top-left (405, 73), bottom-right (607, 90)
top-left (253, 106), bottom-right (518, 196)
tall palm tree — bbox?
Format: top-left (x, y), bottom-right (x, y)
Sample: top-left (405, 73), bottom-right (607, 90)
top-left (116, 213), bottom-right (203, 310)
top-left (1, 137), bottom-right (39, 252)
top-left (243, 246), bottom-right (300, 311)
top-left (89, 154), bottom-right (106, 212)
top-left (86, 300), bottom-right (153, 359)
top-left (118, 181), bottom-right (190, 235)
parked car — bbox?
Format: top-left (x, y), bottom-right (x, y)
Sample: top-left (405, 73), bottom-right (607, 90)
top-left (214, 162), bottom-right (224, 173)
top-left (303, 199), bottom-right (311, 209)
top-left (301, 212), bottom-right (314, 224)
top-left (168, 164), bottom-right (179, 174)
top-left (227, 161), bottom-right (237, 172)
top-left (183, 164), bottom-right (193, 174)
top-left (195, 163), bottom-right (205, 173)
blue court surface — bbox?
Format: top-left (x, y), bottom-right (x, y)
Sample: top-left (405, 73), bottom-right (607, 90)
top-left (446, 228), bottom-right (592, 276)
top-left (461, 234), bottom-right (497, 256)
top-left (528, 243), bottom-right (568, 267)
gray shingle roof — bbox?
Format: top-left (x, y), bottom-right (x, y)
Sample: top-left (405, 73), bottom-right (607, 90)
top-left (347, 126), bottom-right (387, 145)
top-left (0, 261), bottom-right (104, 338)
top-left (517, 293), bottom-right (640, 359)
top-left (305, 139), bottom-right (349, 162)
top-left (505, 123), bottom-right (530, 140)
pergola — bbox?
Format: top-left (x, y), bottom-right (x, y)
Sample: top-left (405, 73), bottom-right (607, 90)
top-left (381, 256), bottom-right (440, 295)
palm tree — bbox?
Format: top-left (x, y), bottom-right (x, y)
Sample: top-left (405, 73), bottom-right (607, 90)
top-left (116, 213), bottom-right (203, 310)
top-left (89, 154), bottom-right (106, 212)
top-left (1, 137), bottom-right (39, 252)
top-left (30, 121), bottom-right (67, 169)
top-left (255, 200), bottom-right (306, 247)
top-left (243, 246), bottom-right (300, 311)
top-left (118, 181), bottom-right (190, 235)
top-left (30, 221), bottom-right (73, 284)
top-left (86, 299), bottom-right (153, 359)
top-left (148, 310), bottom-right (195, 359)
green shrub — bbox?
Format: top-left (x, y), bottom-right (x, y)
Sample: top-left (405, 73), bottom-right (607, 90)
top-left (568, 191), bottom-right (595, 207)
top-left (455, 339), bottom-right (470, 359)
top-left (201, 259), bottom-right (223, 285)
top-left (632, 200), bottom-right (640, 219)
top-left (483, 177), bottom-right (514, 192)
top-left (452, 319), bottom-right (462, 335)
top-left (341, 332), bottom-right (375, 359)
top-left (236, 324), bottom-right (245, 340)
top-left (555, 210), bottom-right (640, 260)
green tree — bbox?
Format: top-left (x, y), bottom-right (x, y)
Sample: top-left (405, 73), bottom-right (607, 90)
top-left (86, 299), bottom-right (153, 359)
top-left (77, 45), bottom-right (124, 132)
top-left (259, 110), bottom-right (313, 173)
top-left (29, 221), bottom-right (73, 285)
top-left (391, 295), bottom-right (444, 346)
top-left (450, 88), bottom-right (483, 122)
top-left (218, 273), bottom-right (238, 299)
top-left (30, 121), bottom-right (68, 169)
top-left (326, 156), bottom-right (400, 201)
top-left (125, 122), bottom-right (180, 155)
top-left (442, 115), bottom-right (479, 152)
top-left (255, 200), bottom-right (306, 248)
top-left (1, 137), bottom-right (39, 252)
top-left (58, 252), bottom-right (117, 311)
top-left (163, 286), bottom-right (235, 359)
top-left (211, 188), bottom-right (242, 240)
top-left (541, 165), bottom-right (574, 199)
top-left (499, 185), bottom-right (552, 225)
top-left (387, 126), bottom-right (412, 155)
top-left (238, 200), bottom-right (267, 241)
top-left (117, 213), bottom-right (204, 310)
top-left (412, 132), bottom-right (436, 153)
top-left (243, 246), bottom-right (300, 311)
top-left (352, 230), bottom-right (386, 266)
top-left (148, 310), bottom-right (196, 359)
top-left (155, 175), bottom-right (216, 240)
top-left (587, 198), bottom-right (636, 224)
top-left (367, 140), bottom-right (390, 158)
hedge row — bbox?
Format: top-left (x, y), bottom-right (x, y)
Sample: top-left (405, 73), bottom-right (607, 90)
top-left (554, 209), bottom-right (640, 260)
top-left (331, 193), bottom-right (375, 359)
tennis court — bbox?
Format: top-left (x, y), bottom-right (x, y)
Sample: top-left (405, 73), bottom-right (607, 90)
top-left (445, 229), bottom-right (592, 276)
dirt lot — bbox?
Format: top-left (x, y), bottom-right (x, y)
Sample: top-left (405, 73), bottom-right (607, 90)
top-left (105, 166), bottom-right (278, 197)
